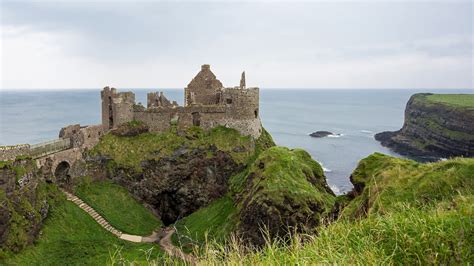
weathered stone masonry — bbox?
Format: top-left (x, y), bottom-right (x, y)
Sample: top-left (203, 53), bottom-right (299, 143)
top-left (102, 64), bottom-right (262, 138)
top-left (0, 64), bottom-right (262, 183)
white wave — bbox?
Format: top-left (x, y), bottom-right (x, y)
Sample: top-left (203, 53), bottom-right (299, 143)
top-left (329, 184), bottom-right (340, 195)
top-left (360, 130), bottom-right (373, 134)
top-left (327, 133), bottom-right (343, 138)
top-left (440, 158), bottom-right (448, 161)
top-left (322, 167), bottom-right (332, 172)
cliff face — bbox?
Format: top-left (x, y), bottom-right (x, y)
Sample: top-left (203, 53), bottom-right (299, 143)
top-left (375, 93), bottom-right (474, 159)
top-left (0, 159), bottom-right (52, 255)
top-left (235, 147), bottom-right (336, 246)
top-left (86, 126), bottom-right (275, 226)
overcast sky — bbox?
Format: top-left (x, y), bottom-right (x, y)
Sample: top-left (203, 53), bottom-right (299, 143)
top-left (1, 0), bottom-right (473, 89)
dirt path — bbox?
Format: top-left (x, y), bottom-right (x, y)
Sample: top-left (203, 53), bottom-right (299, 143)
top-left (159, 227), bottom-right (197, 265)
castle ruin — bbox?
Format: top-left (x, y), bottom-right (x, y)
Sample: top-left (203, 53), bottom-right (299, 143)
top-left (101, 64), bottom-right (262, 138)
top-left (0, 65), bottom-right (262, 183)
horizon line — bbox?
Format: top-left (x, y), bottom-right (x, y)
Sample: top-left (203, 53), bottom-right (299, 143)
top-left (1, 87), bottom-right (473, 91)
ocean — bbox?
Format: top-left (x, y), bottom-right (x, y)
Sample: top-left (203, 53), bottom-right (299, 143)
top-left (1, 88), bottom-right (472, 194)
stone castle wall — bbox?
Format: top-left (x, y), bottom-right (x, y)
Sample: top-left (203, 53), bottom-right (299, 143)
top-left (0, 144), bottom-right (31, 161)
top-left (101, 65), bottom-right (262, 138)
top-left (101, 87), bottom-right (135, 130)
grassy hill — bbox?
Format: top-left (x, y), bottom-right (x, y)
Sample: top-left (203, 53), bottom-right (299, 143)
top-left (172, 153), bottom-right (474, 264)
top-left (173, 146), bottom-right (336, 248)
top-left (3, 183), bottom-right (165, 265)
top-left (74, 178), bottom-right (162, 236)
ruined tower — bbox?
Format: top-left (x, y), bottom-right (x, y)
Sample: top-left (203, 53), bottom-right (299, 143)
top-left (184, 64), bottom-right (224, 106)
top-left (240, 71), bottom-right (246, 89)
top-left (101, 87), bottom-right (135, 130)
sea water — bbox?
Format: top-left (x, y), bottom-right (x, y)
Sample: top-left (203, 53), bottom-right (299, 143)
top-left (1, 88), bottom-right (472, 194)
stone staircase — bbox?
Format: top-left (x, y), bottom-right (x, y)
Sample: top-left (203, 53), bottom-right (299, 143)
top-left (61, 189), bottom-right (160, 243)
top-left (62, 189), bottom-right (123, 237)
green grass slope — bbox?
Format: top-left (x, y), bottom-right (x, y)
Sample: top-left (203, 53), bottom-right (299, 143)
top-left (75, 178), bottom-right (162, 235)
top-left (3, 186), bottom-right (164, 265)
top-left (199, 195), bottom-right (473, 264)
top-left (192, 154), bottom-right (474, 264)
top-left (173, 146), bottom-right (335, 248)
top-left (343, 152), bottom-right (474, 218)
top-left (425, 93), bottom-right (474, 108)
top-left (173, 195), bottom-right (238, 252)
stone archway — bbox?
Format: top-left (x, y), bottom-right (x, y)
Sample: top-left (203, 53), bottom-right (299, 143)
top-left (54, 161), bottom-right (71, 186)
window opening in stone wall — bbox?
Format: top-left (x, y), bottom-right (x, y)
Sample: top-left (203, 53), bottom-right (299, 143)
top-left (108, 96), bottom-right (114, 129)
top-left (192, 112), bottom-right (201, 126)
top-left (254, 108), bottom-right (259, 118)
top-left (226, 98), bottom-right (233, 104)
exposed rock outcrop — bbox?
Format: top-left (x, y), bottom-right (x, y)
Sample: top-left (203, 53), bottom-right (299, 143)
top-left (0, 159), bottom-right (51, 254)
top-left (375, 93), bottom-right (474, 160)
top-left (86, 126), bottom-right (275, 225)
top-left (235, 147), bottom-right (336, 246)
top-left (113, 147), bottom-right (241, 225)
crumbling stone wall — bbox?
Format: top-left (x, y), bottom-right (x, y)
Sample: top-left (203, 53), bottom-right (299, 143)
top-left (101, 87), bottom-right (135, 130)
top-left (101, 64), bottom-right (262, 138)
top-left (184, 64), bottom-right (223, 106)
top-left (59, 124), bottom-right (104, 150)
top-left (147, 92), bottom-right (178, 108)
top-left (0, 144), bottom-right (30, 161)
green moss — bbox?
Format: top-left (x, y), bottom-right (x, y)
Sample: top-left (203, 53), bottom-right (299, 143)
top-left (342, 153), bottom-right (474, 219)
top-left (240, 147), bottom-right (334, 210)
top-left (90, 126), bottom-right (262, 172)
top-left (1, 182), bottom-right (60, 256)
top-left (0, 160), bottom-right (13, 168)
top-left (15, 155), bottom-right (32, 161)
top-left (74, 178), bottom-right (162, 235)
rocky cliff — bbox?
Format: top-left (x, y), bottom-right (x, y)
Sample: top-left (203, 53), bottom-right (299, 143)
top-left (86, 125), bottom-right (275, 225)
top-left (235, 147), bottom-right (336, 245)
top-left (375, 93), bottom-right (474, 159)
top-left (0, 159), bottom-right (54, 256)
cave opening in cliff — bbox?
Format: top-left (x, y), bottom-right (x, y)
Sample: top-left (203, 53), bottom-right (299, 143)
top-left (54, 161), bottom-right (71, 186)
top-left (156, 191), bottom-right (182, 226)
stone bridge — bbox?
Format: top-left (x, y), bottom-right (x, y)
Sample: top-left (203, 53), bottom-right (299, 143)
top-left (33, 139), bottom-right (83, 185)
top-left (1, 124), bottom-right (104, 185)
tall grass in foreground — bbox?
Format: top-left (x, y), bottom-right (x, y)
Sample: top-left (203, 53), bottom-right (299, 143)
top-left (116, 195), bottom-right (472, 265)
top-left (198, 201), bottom-right (471, 265)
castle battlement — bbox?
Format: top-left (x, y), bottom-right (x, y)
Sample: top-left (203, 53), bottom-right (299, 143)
top-left (101, 65), bottom-right (262, 138)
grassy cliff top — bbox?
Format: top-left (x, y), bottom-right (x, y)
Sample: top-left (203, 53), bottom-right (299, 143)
top-left (414, 93), bottom-right (474, 108)
top-left (235, 146), bottom-right (334, 208)
top-left (90, 126), bottom-right (274, 171)
top-left (342, 152), bottom-right (474, 218)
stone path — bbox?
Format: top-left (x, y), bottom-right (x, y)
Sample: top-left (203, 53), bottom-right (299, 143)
top-left (61, 189), bottom-right (159, 243)
top-left (62, 189), bottom-right (196, 264)
top-left (159, 227), bottom-right (196, 265)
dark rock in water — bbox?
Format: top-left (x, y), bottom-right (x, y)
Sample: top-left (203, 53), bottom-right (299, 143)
top-left (309, 131), bottom-right (334, 138)
top-left (375, 93), bottom-right (474, 160)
